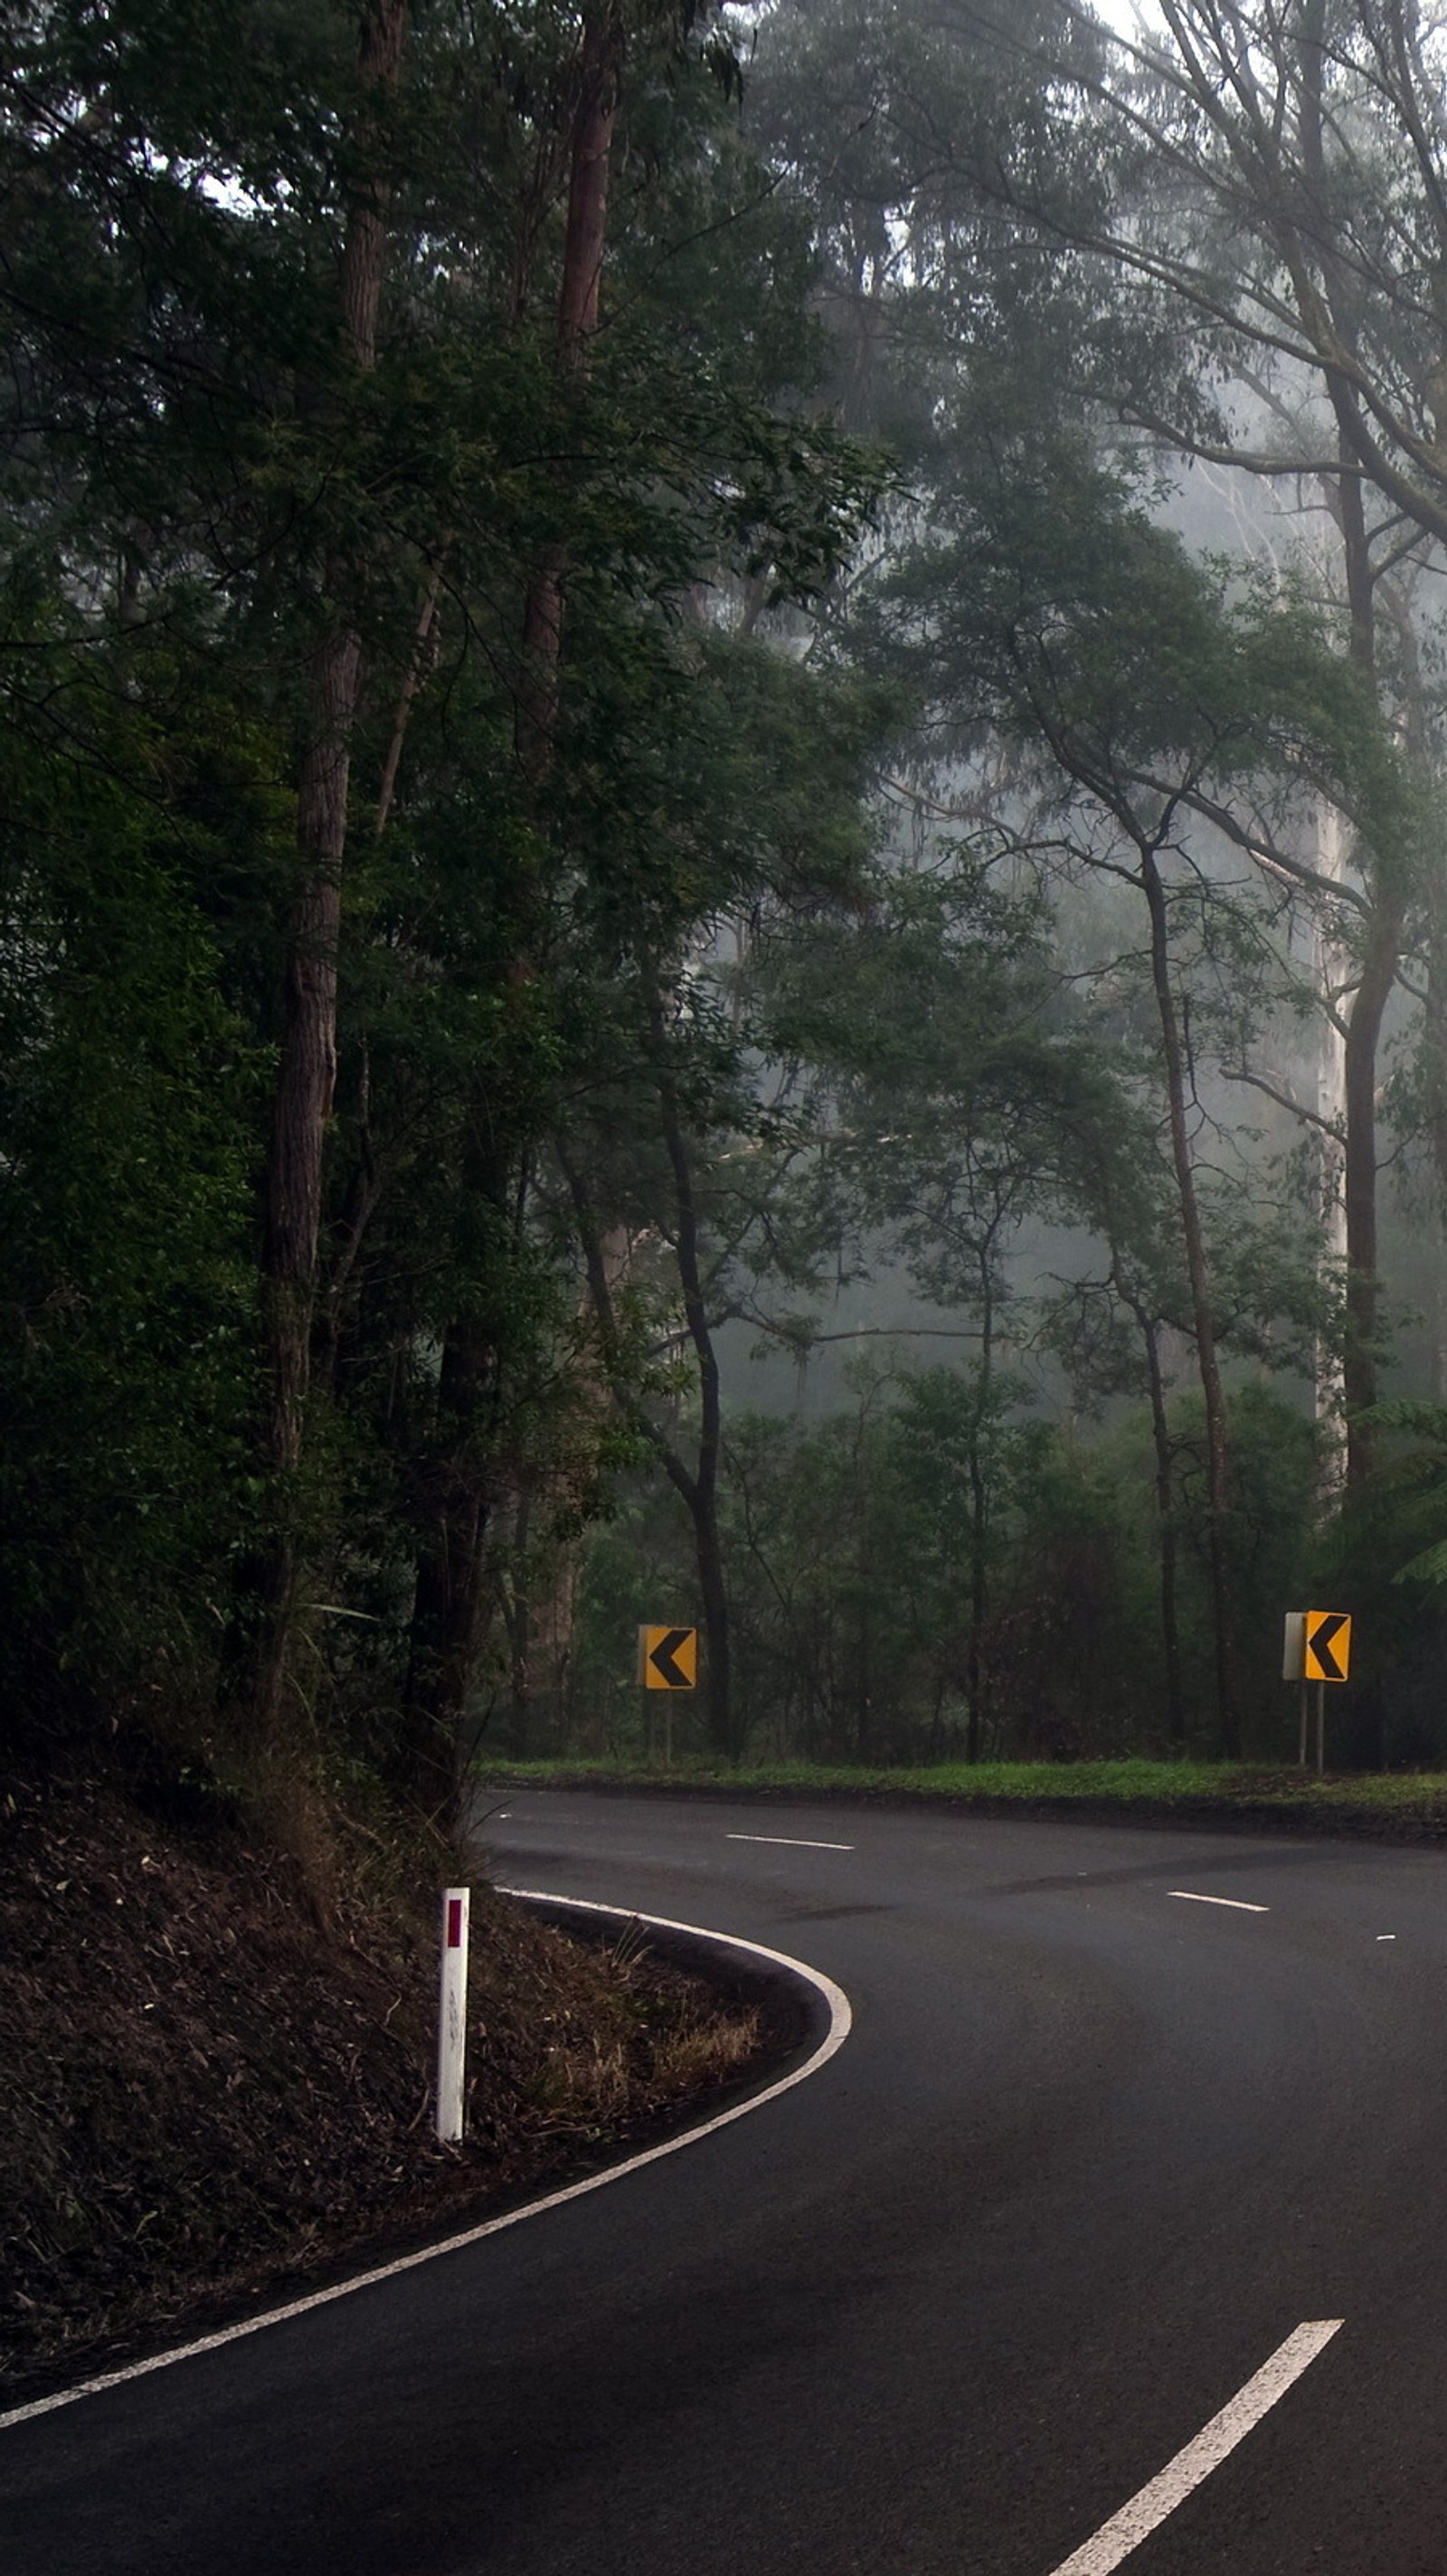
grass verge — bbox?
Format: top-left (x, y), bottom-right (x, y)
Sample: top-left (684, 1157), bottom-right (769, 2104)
top-left (475, 1754), bottom-right (1447, 1838)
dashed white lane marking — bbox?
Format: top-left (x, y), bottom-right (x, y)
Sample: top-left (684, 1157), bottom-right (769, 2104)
top-left (1045, 2319), bottom-right (1344, 2575)
top-left (0, 1895), bottom-right (851, 2436)
top-left (726, 1833), bottom-right (856, 1852)
top-left (1168, 1889), bottom-right (1269, 1913)
top-left (1377, 1934), bottom-right (1396, 1941)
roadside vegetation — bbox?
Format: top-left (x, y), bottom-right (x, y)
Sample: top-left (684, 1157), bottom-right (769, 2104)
top-left (0, 1765), bottom-right (761, 2402)
top-left (476, 1756), bottom-right (1447, 1838)
top-left (476, 1751), bottom-right (1447, 1833)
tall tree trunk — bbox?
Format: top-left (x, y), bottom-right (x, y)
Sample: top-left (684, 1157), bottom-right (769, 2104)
top-left (402, 1314), bottom-right (493, 1822)
top-left (1301, 0), bottom-right (1394, 1484)
top-left (505, 1492), bottom-right (534, 1755)
top-left (1342, 896), bottom-right (1402, 1483)
top-left (1422, 895), bottom-right (1447, 1398)
top-left (1328, 447), bottom-right (1397, 1488)
top-left (1140, 848), bottom-right (1237, 1754)
top-left (1304, 803), bottom-right (1349, 1490)
top-left (1116, 1273), bottom-right (1185, 1747)
top-left (963, 1269), bottom-right (995, 1766)
top-left (405, 10), bottom-right (621, 1774)
top-left (562, 1133), bottom-right (735, 1757)
top-left (648, 989), bottom-right (735, 1759)
top-left (375, 554), bottom-right (446, 837)
top-left (241, 0), bottom-right (408, 1740)
top-left (515, 5), bottom-right (619, 781)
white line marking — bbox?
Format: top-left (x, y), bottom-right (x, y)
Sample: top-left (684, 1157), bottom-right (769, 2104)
top-left (1376, 1934), bottom-right (1395, 1941)
top-left (1046, 2319), bottom-right (1343, 2576)
top-left (0, 1895), bottom-right (851, 2436)
top-left (725, 1833), bottom-right (856, 1852)
top-left (1168, 1889), bottom-right (1270, 1913)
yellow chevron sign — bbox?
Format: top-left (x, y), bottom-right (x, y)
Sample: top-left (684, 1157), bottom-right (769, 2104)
top-left (639, 1625), bottom-right (697, 1690)
top-left (1303, 1611), bottom-right (1351, 1683)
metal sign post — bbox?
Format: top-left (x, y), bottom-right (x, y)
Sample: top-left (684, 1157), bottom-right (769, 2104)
top-left (1282, 1615), bottom-right (1308, 1768)
top-left (436, 1886), bottom-right (470, 2145)
top-left (1283, 1611), bottom-right (1350, 1771)
top-left (638, 1624), bottom-right (698, 1772)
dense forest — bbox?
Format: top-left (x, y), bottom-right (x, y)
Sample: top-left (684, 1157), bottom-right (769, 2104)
top-left (11, 0), bottom-right (1447, 1833)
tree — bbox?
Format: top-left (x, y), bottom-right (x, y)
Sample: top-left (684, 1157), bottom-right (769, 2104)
top-left (548, 633), bottom-right (892, 1760)
top-left (0, 639), bottom-right (261, 1742)
top-left (962, 0), bottom-right (1447, 1473)
top-left (0, 0), bottom-right (884, 1811)
top-left (753, 0), bottom-right (1447, 1486)
top-left (761, 848), bottom-right (1117, 1755)
top-left (869, 431), bottom-right (1402, 1740)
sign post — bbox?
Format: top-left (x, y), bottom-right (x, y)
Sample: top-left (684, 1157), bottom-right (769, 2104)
top-left (638, 1624), bottom-right (698, 1772)
top-left (1283, 1612), bottom-right (1351, 1774)
top-left (1281, 1614), bottom-right (1307, 1767)
top-left (436, 1886), bottom-right (470, 2145)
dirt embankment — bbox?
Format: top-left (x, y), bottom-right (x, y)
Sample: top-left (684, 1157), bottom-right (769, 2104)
top-left (1, 1767), bottom-right (763, 2405)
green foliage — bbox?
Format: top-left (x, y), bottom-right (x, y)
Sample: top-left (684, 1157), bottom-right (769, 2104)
top-left (6, 0), bottom-right (1447, 1824)
top-left (0, 0), bottom-right (895, 1792)
top-left (554, 1365), bottom-right (1322, 1764)
top-left (1347, 1402), bottom-right (1447, 1595)
top-left (474, 1749), bottom-right (1447, 1828)
top-left (0, 665), bottom-right (260, 1733)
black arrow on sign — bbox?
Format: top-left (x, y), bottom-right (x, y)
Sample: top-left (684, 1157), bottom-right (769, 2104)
top-left (1309, 1613), bottom-right (1348, 1680)
top-left (648, 1628), bottom-right (694, 1689)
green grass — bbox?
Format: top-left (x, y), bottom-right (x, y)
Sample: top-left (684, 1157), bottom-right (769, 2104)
top-left (474, 1752), bottom-right (1447, 1828)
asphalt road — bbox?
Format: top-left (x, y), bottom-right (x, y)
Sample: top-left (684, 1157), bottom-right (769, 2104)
top-left (7, 1791), bottom-right (1447, 2574)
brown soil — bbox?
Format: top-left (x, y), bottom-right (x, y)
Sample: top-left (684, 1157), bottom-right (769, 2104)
top-left (0, 1766), bottom-right (763, 2406)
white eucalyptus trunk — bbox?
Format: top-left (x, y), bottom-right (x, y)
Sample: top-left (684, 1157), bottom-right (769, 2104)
top-left (1307, 799), bottom-right (1348, 1489)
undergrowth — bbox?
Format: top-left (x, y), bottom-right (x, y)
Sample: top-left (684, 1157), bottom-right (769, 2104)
top-left (0, 1763), bottom-right (763, 2398)
top-left (474, 1753), bottom-right (1447, 1827)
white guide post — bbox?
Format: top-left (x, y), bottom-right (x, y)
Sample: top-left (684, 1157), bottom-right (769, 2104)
top-left (436, 1886), bottom-right (470, 2145)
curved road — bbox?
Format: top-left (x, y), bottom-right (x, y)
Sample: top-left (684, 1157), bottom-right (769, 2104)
top-left (7, 1791), bottom-right (1447, 2572)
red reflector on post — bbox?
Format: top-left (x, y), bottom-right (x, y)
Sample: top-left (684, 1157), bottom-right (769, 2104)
top-left (437, 1887), bottom-right (470, 2144)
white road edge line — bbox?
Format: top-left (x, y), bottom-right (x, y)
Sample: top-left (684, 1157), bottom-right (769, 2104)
top-left (0, 1893), bottom-right (851, 2438)
top-left (726, 1833), bottom-right (855, 1852)
top-left (1045, 2318), bottom-right (1344, 2576)
top-left (1168, 1889), bottom-right (1270, 1913)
